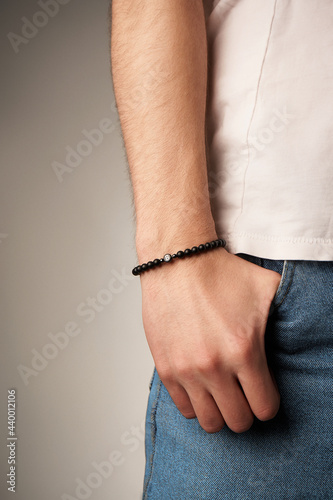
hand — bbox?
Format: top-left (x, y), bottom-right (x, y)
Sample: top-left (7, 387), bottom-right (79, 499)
top-left (140, 248), bottom-right (281, 433)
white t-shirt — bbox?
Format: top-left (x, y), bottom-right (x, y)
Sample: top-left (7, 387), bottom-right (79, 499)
top-left (205, 0), bottom-right (333, 260)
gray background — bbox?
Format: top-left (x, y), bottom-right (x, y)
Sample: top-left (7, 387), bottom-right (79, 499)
top-left (0, 1), bottom-right (153, 498)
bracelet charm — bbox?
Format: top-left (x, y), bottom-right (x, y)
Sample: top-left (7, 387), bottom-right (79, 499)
top-left (132, 238), bottom-right (226, 276)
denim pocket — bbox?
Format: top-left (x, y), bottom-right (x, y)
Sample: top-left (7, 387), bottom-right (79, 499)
top-left (237, 254), bottom-right (289, 312)
top-left (272, 260), bottom-right (286, 303)
top-left (271, 260), bottom-right (296, 309)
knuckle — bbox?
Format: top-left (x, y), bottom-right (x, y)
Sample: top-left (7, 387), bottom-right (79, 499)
top-left (200, 415), bottom-right (225, 433)
top-left (201, 420), bottom-right (225, 434)
top-left (229, 416), bottom-right (254, 434)
top-left (180, 409), bottom-right (196, 419)
top-left (230, 343), bottom-right (253, 366)
top-left (173, 360), bottom-right (194, 382)
top-left (255, 402), bottom-right (279, 421)
top-left (196, 354), bottom-right (220, 376)
top-left (156, 363), bottom-right (173, 384)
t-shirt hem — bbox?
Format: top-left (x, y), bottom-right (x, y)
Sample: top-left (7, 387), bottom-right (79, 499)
top-left (224, 232), bottom-right (333, 261)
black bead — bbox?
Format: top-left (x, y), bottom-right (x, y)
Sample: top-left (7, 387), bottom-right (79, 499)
top-left (137, 265), bottom-right (142, 274)
top-left (198, 244), bottom-right (205, 252)
top-left (147, 261), bottom-right (154, 269)
top-left (141, 263), bottom-right (148, 271)
top-left (205, 242), bottom-right (212, 250)
top-left (191, 246), bottom-right (198, 254)
top-left (172, 254), bottom-right (177, 259)
top-left (132, 268), bottom-right (138, 276)
top-left (153, 259), bottom-right (161, 266)
top-left (177, 250), bottom-right (185, 258)
top-left (184, 248), bottom-right (191, 256)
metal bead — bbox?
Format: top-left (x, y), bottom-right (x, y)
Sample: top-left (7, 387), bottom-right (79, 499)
top-left (163, 254), bottom-right (172, 262)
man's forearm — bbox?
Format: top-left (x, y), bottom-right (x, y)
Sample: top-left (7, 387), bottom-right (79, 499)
top-left (111, 0), bottom-right (217, 259)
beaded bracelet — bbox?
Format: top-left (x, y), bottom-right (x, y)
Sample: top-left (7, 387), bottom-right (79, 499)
top-left (132, 238), bottom-right (226, 276)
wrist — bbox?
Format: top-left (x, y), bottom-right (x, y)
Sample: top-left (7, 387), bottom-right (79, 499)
top-left (135, 218), bottom-right (218, 263)
top-left (133, 237), bottom-right (226, 276)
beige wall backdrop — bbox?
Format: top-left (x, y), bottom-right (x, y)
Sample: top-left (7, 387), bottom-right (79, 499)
top-left (0, 1), bottom-right (153, 498)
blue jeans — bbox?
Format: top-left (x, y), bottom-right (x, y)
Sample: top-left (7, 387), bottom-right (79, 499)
top-left (142, 257), bottom-right (333, 499)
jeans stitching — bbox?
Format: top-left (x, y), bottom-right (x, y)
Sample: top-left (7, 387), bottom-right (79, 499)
top-left (148, 368), bottom-right (155, 391)
top-left (273, 260), bottom-right (288, 301)
top-left (143, 371), bottom-right (162, 500)
top-left (274, 261), bottom-right (296, 309)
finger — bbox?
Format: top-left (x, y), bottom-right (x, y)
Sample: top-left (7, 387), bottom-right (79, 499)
top-left (239, 362), bottom-right (280, 421)
top-left (164, 382), bottom-right (196, 419)
top-left (186, 389), bottom-right (225, 433)
top-left (212, 376), bottom-right (254, 433)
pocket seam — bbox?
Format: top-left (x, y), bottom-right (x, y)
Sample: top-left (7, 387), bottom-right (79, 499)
top-left (273, 261), bottom-right (296, 309)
